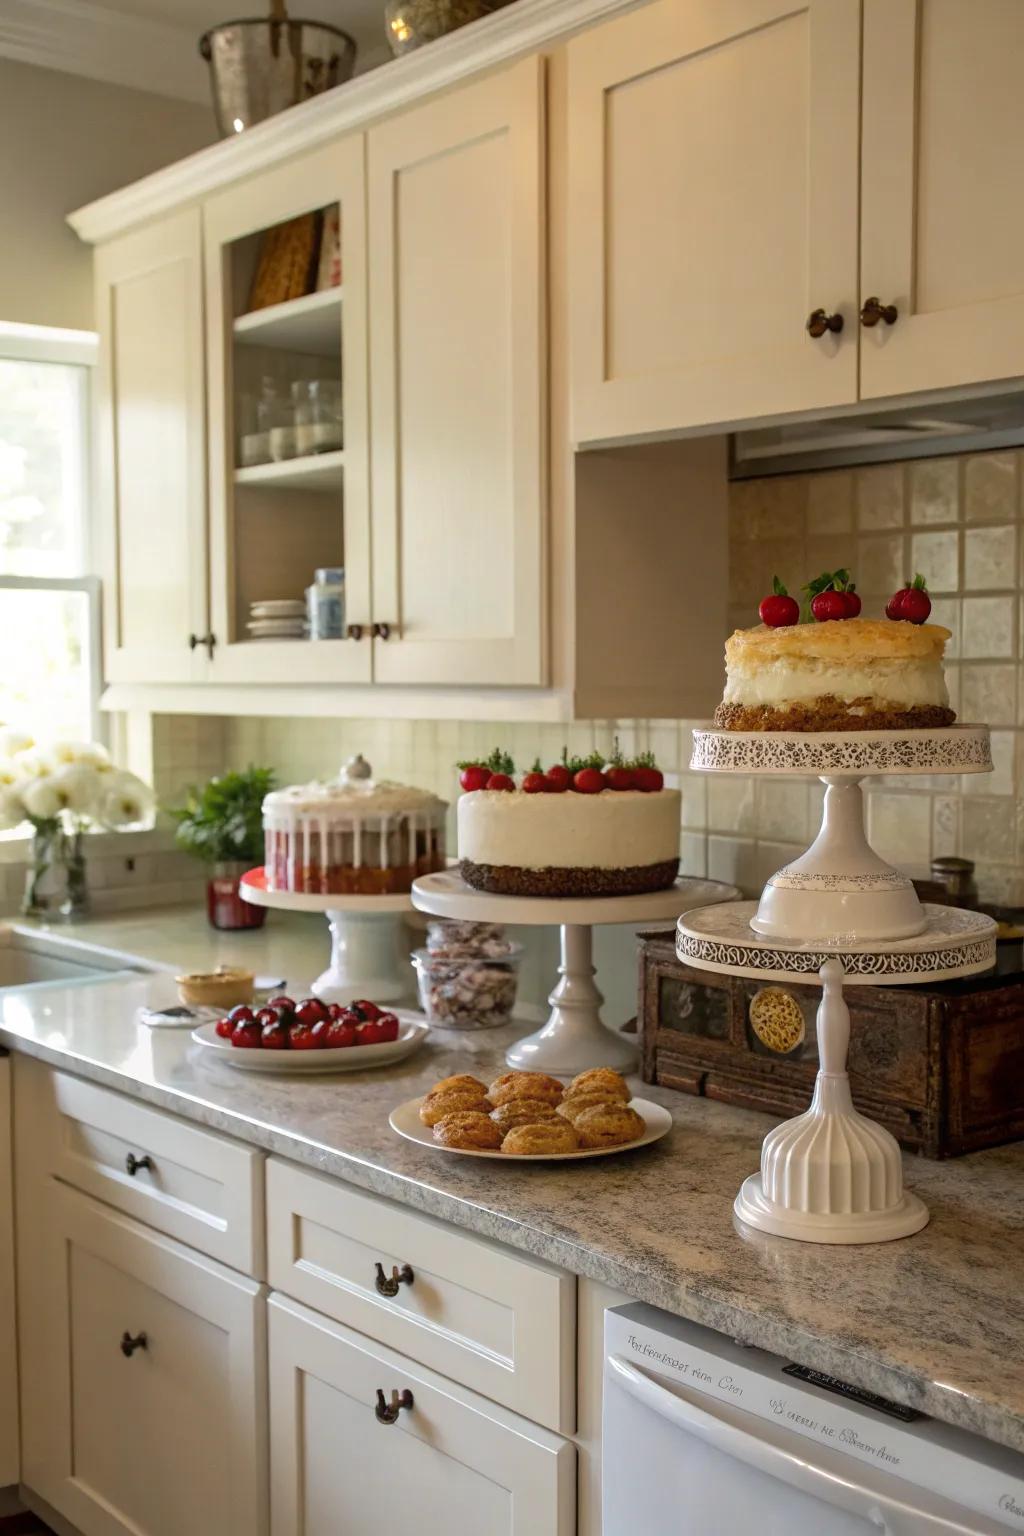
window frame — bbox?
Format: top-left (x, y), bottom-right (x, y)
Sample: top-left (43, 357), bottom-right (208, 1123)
top-left (0, 321), bottom-right (102, 743)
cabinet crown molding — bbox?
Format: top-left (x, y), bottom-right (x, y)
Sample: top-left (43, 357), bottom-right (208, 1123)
top-left (68, 0), bottom-right (645, 245)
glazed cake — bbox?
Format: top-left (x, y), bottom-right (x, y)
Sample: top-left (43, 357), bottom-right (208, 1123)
top-left (455, 750), bottom-right (680, 898)
top-left (263, 755), bottom-right (446, 895)
top-left (714, 618), bottom-right (956, 732)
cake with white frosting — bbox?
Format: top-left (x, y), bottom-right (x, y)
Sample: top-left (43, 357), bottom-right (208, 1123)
top-left (455, 748), bottom-right (680, 897)
top-left (263, 755), bottom-right (446, 895)
top-left (714, 618), bottom-right (956, 732)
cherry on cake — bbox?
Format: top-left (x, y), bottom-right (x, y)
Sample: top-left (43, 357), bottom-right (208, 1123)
top-left (263, 755), bottom-right (446, 895)
top-left (456, 750), bottom-right (681, 898)
top-left (716, 571), bottom-right (955, 732)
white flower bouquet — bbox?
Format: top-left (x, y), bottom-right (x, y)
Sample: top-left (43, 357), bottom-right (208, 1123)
top-left (0, 730), bottom-right (156, 919)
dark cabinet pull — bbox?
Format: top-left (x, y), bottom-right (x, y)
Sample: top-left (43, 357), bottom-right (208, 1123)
top-left (374, 1261), bottom-right (414, 1297)
top-left (860, 296), bottom-right (898, 328)
top-left (806, 308), bottom-right (844, 338)
top-left (372, 622), bottom-right (391, 640)
top-left (189, 632), bottom-right (216, 657)
top-left (347, 622), bottom-right (364, 641)
top-left (125, 1152), bottom-right (153, 1177)
top-left (120, 1331), bottom-right (147, 1358)
top-left (375, 1387), bottom-right (413, 1424)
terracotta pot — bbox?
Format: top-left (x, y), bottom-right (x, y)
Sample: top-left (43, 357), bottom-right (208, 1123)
top-left (206, 862), bottom-right (266, 931)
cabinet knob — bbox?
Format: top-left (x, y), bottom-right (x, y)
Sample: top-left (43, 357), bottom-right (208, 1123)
top-left (806, 308), bottom-right (844, 339)
top-left (120, 1331), bottom-right (148, 1358)
top-left (375, 1387), bottom-right (414, 1424)
top-left (125, 1152), bottom-right (153, 1177)
top-left (374, 1261), bottom-right (414, 1297)
top-left (860, 296), bottom-right (898, 328)
top-left (189, 632), bottom-right (216, 657)
top-left (372, 622), bottom-right (392, 640)
top-left (347, 623), bottom-right (365, 641)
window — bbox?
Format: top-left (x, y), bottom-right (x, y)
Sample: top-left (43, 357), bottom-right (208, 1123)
top-left (0, 323), bottom-right (99, 743)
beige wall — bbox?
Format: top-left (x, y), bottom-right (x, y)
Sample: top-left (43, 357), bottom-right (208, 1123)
top-left (0, 59), bottom-right (214, 330)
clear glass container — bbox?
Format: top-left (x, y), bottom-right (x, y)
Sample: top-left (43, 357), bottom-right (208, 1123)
top-left (306, 565), bottom-right (345, 640)
top-left (295, 378), bottom-right (343, 456)
top-left (412, 944), bottom-right (521, 1030)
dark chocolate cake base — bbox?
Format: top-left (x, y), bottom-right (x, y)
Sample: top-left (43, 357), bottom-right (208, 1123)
top-left (713, 699), bottom-right (956, 732)
top-left (459, 857), bottom-right (680, 899)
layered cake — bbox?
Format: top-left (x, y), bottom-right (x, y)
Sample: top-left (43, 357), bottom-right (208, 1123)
top-left (456, 749), bottom-right (680, 897)
top-left (263, 755), bottom-right (446, 895)
top-left (715, 573), bottom-right (955, 732)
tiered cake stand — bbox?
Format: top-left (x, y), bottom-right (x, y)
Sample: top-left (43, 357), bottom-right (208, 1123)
top-left (411, 870), bottom-right (741, 1074)
top-left (239, 867), bottom-right (413, 1004)
top-left (678, 726), bottom-right (997, 1244)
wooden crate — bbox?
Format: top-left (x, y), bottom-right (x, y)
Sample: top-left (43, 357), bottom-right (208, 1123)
top-left (637, 929), bottom-right (1024, 1158)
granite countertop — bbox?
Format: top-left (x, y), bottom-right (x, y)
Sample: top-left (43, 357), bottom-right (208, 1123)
top-left (2, 905), bottom-right (1022, 1457)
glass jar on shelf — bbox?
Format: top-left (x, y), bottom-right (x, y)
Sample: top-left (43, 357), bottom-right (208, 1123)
top-left (295, 378), bottom-right (343, 456)
top-left (306, 566), bottom-right (345, 639)
top-left (267, 380), bottom-right (299, 461)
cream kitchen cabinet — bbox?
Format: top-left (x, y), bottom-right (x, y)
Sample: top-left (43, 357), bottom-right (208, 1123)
top-left (94, 207), bottom-right (211, 684)
top-left (567, 0), bottom-right (861, 444)
top-left (860, 0), bottom-right (1024, 400)
top-left (17, 1180), bottom-right (266, 1536)
top-left (268, 1292), bottom-right (575, 1536)
top-left (367, 55), bottom-right (546, 686)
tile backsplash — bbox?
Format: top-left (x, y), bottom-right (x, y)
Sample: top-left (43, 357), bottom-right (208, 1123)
top-left (151, 446), bottom-right (1024, 911)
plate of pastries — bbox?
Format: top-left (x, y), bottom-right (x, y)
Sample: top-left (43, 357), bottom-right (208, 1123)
top-left (389, 1067), bottom-right (672, 1160)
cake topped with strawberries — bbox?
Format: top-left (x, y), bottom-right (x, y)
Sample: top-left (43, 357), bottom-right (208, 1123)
top-left (715, 571), bottom-right (955, 732)
top-left (456, 747), bottom-right (681, 898)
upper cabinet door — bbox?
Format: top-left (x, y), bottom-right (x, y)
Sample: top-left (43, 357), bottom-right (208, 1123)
top-left (95, 209), bottom-right (210, 684)
top-left (860, 0), bottom-right (1024, 400)
top-left (367, 56), bottom-right (547, 687)
top-left (567, 0), bottom-right (860, 444)
top-left (204, 137), bottom-right (372, 685)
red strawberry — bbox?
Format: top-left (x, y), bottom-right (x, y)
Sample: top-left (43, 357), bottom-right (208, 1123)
top-left (759, 576), bottom-right (799, 628)
top-left (231, 1019), bottom-right (262, 1049)
top-left (310, 1018), bottom-right (334, 1048)
top-left (261, 1020), bottom-right (290, 1050)
top-left (887, 575), bottom-right (931, 624)
top-left (545, 765), bottom-right (571, 792)
top-left (573, 767), bottom-right (607, 794)
top-left (459, 765), bottom-right (490, 792)
top-left (522, 771), bottom-right (548, 793)
top-left (376, 1013), bottom-right (400, 1043)
top-left (810, 589), bottom-right (848, 622)
top-left (356, 1018), bottom-right (387, 1045)
top-left (215, 1016), bottom-right (233, 1039)
top-left (289, 1020), bottom-right (319, 1050)
top-left (228, 1004), bottom-right (254, 1025)
top-left (267, 995), bottom-right (294, 1014)
top-left (486, 772), bottom-right (515, 791)
top-left (843, 588), bottom-right (862, 618)
top-left (325, 1013), bottom-right (358, 1048)
top-left (606, 766), bottom-right (635, 791)
top-left (351, 999), bottom-right (382, 1020)
top-left (634, 765), bottom-right (664, 792)
top-left (294, 997), bottom-right (326, 1027)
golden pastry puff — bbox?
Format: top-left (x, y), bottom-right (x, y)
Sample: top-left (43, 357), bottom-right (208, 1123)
top-left (432, 1111), bottom-right (504, 1151)
top-left (490, 1098), bottom-right (559, 1132)
top-left (489, 1070), bottom-right (564, 1108)
top-left (419, 1087), bottom-right (492, 1127)
top-left (558, 1090), bottom-right (629, 1126)
top-left (565, 1067), bottom-right (630, 1103)
top-left (430, 1073), bottom-right (488, 1098)
top-left (501, 1120), bottom-right (580, 1156)
top-left (574, 1103), bottom-right (646, 1149)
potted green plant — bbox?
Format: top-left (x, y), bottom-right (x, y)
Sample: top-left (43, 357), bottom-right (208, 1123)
top-left (171, 766), bottom-right (276, 930)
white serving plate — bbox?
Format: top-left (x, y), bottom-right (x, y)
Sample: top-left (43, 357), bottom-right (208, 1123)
top-left (250, 598), bottom-right (306, 616)
top-left (389, 1095), bottom-right (672, 1161)
top-left (191, 1011), bottom-right (428, 1073)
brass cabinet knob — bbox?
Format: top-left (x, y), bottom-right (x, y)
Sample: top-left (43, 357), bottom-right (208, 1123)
top-left (347, 623), bottom-right (364, 641)
top-left (120, 1331), bottom-right (147, 1358)
top-left (188, 632), bottom-right (216, 657)
top-left (372, 622), bottom-right (391, 640)
top-left (860, 296), bottom-right (898, 328)
top-left (374, 1261), bottom-right (414, 1297)
top-left (125, 1152), bottom-right (153, 1177)
top-left (806, 308), bottom-right (844, 338)
top-left (375, 1387), bottom-right (414, 1424)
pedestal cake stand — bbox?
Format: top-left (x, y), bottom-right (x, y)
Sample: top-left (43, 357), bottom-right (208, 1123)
top-left (678, 726), bottom-right (997, 1245)
top-left (239, 867), bottom-right (413, 1005)
top-left (411, 869), bottom-right (741, 1075)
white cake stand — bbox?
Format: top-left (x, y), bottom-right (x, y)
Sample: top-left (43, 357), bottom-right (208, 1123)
top-left (690, 726), bottom-right (991, 942)
top-left (239, 867), bottom-right (413, 1004)
top-left (674, 907), bottom-right (994, 1244)
top-left (412, 870), bottom-right (741, 1074)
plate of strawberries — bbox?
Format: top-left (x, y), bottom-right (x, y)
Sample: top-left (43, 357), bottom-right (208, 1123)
top-left (191, 995), bottom-right (429, 1073)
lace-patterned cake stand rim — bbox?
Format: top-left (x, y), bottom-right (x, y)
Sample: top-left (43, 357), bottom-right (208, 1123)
top-left (676, 901), bottom-right (996, 986)
top-left (690, 724), bottom-right (991, 777)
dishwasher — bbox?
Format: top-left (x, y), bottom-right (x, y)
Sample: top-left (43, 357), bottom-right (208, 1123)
top-left (603, 1302), bottom-right (1024, 1535)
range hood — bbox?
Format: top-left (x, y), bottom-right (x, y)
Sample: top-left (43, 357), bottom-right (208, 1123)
top-left (731, 386), bottom-right (1024, 478)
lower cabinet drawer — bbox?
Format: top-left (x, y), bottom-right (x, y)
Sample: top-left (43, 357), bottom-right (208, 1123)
top-left (266, 1156), bottom-right (575, 1432)
top-left (269, 1292), bottom-right (575, 1536)
top-left (19, 1181), bottom-right (267, 1536)
top-left (18, 1055), bottom-right (263, 1274)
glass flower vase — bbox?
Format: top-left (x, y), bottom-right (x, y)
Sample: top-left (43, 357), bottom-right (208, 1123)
top-left (59, 824), bottom-right (90, 921)
top-left (21, 819), bottom-right (63, 918)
